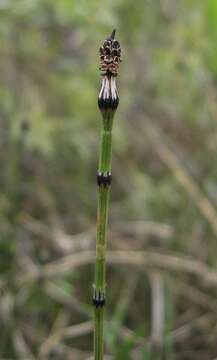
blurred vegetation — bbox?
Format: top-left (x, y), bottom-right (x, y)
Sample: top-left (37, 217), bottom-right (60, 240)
top-left (1, 0), bottom-right (217, 359)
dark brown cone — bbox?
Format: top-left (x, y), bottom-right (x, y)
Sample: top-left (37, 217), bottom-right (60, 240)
top-left (99, 29), bottom-right (122, 77)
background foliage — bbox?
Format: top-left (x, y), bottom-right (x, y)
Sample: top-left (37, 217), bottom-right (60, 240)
top-left (1, 0), bottom-right (217, 359)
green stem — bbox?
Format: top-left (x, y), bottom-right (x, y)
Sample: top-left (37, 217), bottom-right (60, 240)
top-left (94, 113), bottom-right (114, 360)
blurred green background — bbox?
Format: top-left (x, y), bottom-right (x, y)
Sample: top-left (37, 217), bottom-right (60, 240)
top-left (1, 0), bottom-right (217, 359)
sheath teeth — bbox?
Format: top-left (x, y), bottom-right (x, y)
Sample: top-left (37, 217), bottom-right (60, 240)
top-left (97, 171), bottom-right (112, 187)
top-left (98, 76), bottom-right (119, 110)
top-left (93, 287), bottom-right (106, 308)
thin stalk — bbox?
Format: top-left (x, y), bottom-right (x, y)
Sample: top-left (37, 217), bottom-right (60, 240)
top-left (94, 114), bottom-right (113, 359)
top-left (93, 30), bottom-right (121, 360)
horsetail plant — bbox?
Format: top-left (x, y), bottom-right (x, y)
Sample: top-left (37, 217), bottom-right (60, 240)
top-left (93, 29), bottom-right (122, 360)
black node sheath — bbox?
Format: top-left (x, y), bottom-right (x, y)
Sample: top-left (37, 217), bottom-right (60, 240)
top-left (93, 288), bottom-right (106, 308)
top-left (98, 94), bottom-right (119, 111)
top-left (97, 171), bottom-right (112, 187)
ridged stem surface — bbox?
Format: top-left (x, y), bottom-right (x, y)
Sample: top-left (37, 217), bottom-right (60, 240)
top-left (94, 113), bottom-right (113, 360)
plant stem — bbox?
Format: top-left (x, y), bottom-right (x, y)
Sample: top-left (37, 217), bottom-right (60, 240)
top-left (94, 113), bottom-right (113, 360)
top-left (93, 29), bottom-right (121, 360)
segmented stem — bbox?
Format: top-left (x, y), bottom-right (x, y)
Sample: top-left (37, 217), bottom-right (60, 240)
top-left (94, 114), bottom-right (113, 360)
top-left (94, 29), bottom-right (121, 360)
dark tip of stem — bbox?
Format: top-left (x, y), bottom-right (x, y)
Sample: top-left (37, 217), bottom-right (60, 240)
top-left (110, 29), bottom-right (116, 40)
